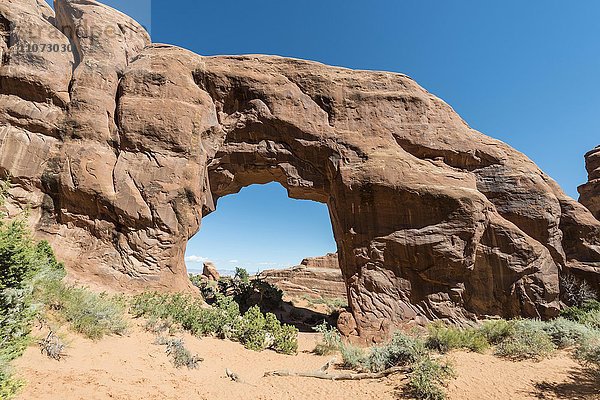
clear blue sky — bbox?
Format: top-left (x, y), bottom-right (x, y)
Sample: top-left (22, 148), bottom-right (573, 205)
top-left (47, 1), bottom-right (600, 273)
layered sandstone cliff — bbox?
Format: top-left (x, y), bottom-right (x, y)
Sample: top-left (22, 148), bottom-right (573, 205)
top-left (258, 253), bottom-right (346, 299)
top-left (1, 0), bottom-right (599, 340)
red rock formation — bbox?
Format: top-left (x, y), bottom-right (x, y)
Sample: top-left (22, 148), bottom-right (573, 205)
top-left (579, 146), bottom-right (600, 220)
top-left (202, 262), bottom-right (220, 282)
top-left (1, 0), bottom-right (599, 340)
top-left (258, 254), bottom-right (346, 299)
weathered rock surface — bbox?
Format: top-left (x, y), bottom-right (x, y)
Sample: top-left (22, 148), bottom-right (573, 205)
top-left (579, 146), bottom-right (600, 220)
top-left (202, 261), bottom-right (220, 282)
top-left (299, 252), bottom-right (339, 270)
top-left (1, 0), bottom-right (599, 340)
top-left (258, 253), bottom-right (346, 299)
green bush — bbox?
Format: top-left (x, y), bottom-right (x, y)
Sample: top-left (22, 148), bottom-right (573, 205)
top-left (0, 186), bottom-right (66, 399)
top-left (561, 300), bottom-right (600, 321)
top-left (494, 320), bottom-right (556, 360)
top-left (366, 332), bottom-right (428, 372)
top-left (340, 342), bottom-right (367, 370)
top-left (312, 321), bottom-right (342, 355)
top-left (406, 357), bottom-right (456, 400)
top-left (131, 292), bottom-right (298, 354)
top-left (0, 362), bottom-right (23, 400)
top-left (339, 331), bottom-right (428, 373)
top-left (266, 313), bottom-right (299, 355)
top-left (217, 275), bottom-right (284, 314)
top-left (426, 322), bottom-right (489, 353)
top-left (479, 319), bottom-right (514, 344)
top-left (159, 338), bottom-right (203, 369)
top-left (329, 329), bottom-right (456, 399)
top-left (235, 306), bottom-right (268, 351)
top-left (541, 317), bottom-right (594, 348)
top-left (35, 278), bottom-right (127, 340)
top-left (575, 333), bottom-right (600, 368)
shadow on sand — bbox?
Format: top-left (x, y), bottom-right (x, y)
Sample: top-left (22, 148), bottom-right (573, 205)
top-left (269, 301), bottom-right (339, 332)
top-left (528, 366), bottom-right (600, 399)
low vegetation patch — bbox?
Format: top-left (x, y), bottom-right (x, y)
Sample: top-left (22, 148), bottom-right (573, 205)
top-left (406, 357), bottom-right (456, 400)
top-left (0, 182), bottom-right (131, 398)
top-left (312, 300), bottom-right (600, 399)
top-left (155, 337), bottom-right (203, 369)
top-left (38, 330), bottom-right (67, 361)
top-left (493, 320), bottom-right (556, 361)
top-left (313, 324), bottom-right (455, 400)
top-left (425, 322), bottom-right (489, 353)
top-left (312, 321), bottom-right (342, 355)
top-left (131, 292), bottom-right (298, 354)
top-left (34, 277), bottom-right (127, 340)
top-left (575, 334), bottom-right (600, 369)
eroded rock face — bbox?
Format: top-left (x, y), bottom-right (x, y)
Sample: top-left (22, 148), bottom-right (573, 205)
top-left (258, 253), bottom-right (346, 299)
top-left (2, 0), bottom-right (599, 340)
top-left (202, 262), bottom-right (220, 282)
top-left (579, 146), bottom-right (600, 220)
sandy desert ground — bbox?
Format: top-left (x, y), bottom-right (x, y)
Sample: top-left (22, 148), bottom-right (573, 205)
top-left (12, 319), bottom-right (599, 400)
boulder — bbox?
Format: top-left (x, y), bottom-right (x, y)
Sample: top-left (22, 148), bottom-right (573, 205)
top-left (2, 0), bottom-right (599, 340)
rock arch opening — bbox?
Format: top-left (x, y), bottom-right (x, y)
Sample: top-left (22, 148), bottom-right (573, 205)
top-left (185, 182), bottom-right (337, 277)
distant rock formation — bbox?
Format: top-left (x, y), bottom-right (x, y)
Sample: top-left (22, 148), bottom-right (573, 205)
top-left (579, 146), bottom-right (600, 220)
top-left (2, 0), bottom-right (600, 340)
top-left (258, 253), bottom-right (346, 299)
top-left (202, 262), bottom-right (220, 281)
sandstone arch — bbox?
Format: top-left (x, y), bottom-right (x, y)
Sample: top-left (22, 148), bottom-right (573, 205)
top-left (1, 0), bottom-right (599, 340)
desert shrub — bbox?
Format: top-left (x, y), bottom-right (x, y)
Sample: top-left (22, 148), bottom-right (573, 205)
top-left (131, 292), bottom-right (212, 335)
top-left (38, 330), bottom-right (66, 361)
top-left (331, 329), bottom-right (455, 399)
top-left (188, 273), bottom-right (204, 288)
top-left (190, 275), bottom-right (219, 302)
top-left (131, 293), bottom-right (298, 354)
top-left (312, 321), bottom-right (342, 355)
top-left (0, 184), bottom-right (68, 399)
top-left (560, 273), bottom-right (598, 307)
top-left (577, 310), bottom-right (600, 331)
top-left (479, 319), bottom-right (514, 344)
top-left (339, 331), bottom-right (428, 372)
top-left (339, 342), bottom-right (367, 369)
top-left (158, 338), bottom-right (203, 369)
top-left (426, 322), bottom-right (489, 353)
top-left (541, 317), bottom-right (594, 348)
top-left (35, 278), bottom-right (127, 340)
top-left (0, 362), bottom-right (23, 400)
top-left (561, 300), bottom-right (600, 320)
top-left (266, 313), bottom-right (299, 355)
top-left (235, 305), bottom-right (268, 351)
top-left (233, 306), bottom-right (299, 354)
top-left (495, 320), bottom-right (556, 360)
top-left (575, 333), bottom-right (600, 369)
top-left (406, 357), bottom-right (456, 400)
top-left (366, 331), bottom-right (428, 372)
